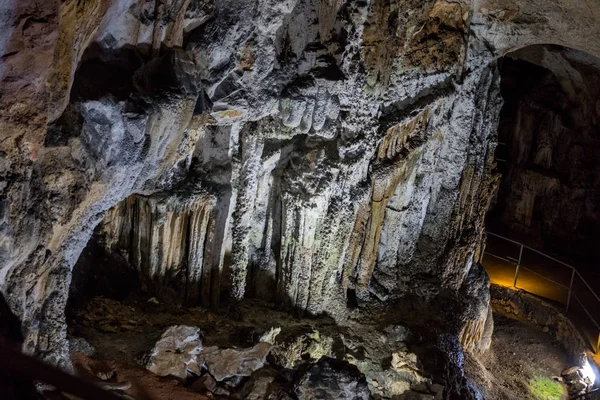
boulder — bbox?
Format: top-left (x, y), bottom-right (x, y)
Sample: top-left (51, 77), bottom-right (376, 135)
top-left (145, 325), bottom-right (202, 379)
top-left (271, 330), bottom-right (333, 369)
top-left (238, 367), bottom-right (293, 400)
top-left (259, 327), bottom-right (282, 344)
top-left (294, 357), bottom-right (371, 400)
top-left (199, 342), bottom-right (272, 381)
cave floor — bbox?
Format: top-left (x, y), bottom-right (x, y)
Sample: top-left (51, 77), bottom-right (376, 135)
top-left (68, 295), bottom-right (345, 367)
top-left (66, 294), bottom-right (408, 399)
top-left (67, 295), bottom-right (571, 400)
top-left (466, 313), bottom-right (570, 400)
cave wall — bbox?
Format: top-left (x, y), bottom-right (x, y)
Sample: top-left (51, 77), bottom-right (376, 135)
top-left (488, 46), bottom-right (600, 265)
top-left (2, 0), bottom-right (600, 369)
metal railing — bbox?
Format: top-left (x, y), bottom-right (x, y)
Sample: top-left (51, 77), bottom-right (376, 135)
top-left (483, 231), bottom-right (600, 353)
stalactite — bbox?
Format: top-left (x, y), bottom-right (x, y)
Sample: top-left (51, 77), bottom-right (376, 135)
top-left (97, 193), bottom-right (219, 305)
top-left (354, 109), bottom-right (432, 294)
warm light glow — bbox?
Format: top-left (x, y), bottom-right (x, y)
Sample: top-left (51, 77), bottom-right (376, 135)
top-left (582, 359), bottom-right (597, 384)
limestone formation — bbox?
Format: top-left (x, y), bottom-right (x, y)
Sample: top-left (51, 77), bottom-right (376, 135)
top-left (145, 325), bottom-right (203, 379)
top-left (198, 342), bottom-right (272, 381)
top-left (294, 357), bottom-right (371, 400)
top-left (1, 0), bottom-right (600, 398)
top-left (270, 330), bottom-right (334, 369)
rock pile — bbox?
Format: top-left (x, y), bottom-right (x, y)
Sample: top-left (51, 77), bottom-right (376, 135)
top-left (141, 323), bottom-right (448, 399)
top-left (561, 366), bottom-right (594, 398)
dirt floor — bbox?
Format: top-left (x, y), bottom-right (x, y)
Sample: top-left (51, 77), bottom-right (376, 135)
top-left (466, 313), bottom-right (571, 400)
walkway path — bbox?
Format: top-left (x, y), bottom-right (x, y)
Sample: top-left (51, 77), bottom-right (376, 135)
top-left (482, 233), bottom-right (600, 355)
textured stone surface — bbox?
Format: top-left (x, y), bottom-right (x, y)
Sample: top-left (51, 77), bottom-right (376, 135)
top-left (145, 325), bottom-right (203, 379)
top-left (1, 0), bottom-right (600, 387)
top-left (294, 357), bottom-right (371, 400)
top-left (238, 367), bottom-right (293, 400)
top-left (199, 342), bottom-right (272, 381)
top-left (271, 330), bottom-right (334, 369)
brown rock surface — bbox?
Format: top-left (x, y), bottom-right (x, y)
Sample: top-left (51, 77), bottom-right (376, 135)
top-left (145, 325), bottom-right (203, 379)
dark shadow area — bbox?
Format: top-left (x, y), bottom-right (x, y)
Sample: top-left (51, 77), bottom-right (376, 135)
top-left (70, 43), bottom-right (145, 102)
top-left (487, 45), bottom-right (600, 268)
top-left (483, 44), bottom-right (600, 357)
top-left (68, 239), bottom-right (140, 310)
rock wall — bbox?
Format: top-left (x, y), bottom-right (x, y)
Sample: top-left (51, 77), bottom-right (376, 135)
top-left (487, 46), bottom-right (600, 265)
top-left (2, 0), bottom-right (600, 373)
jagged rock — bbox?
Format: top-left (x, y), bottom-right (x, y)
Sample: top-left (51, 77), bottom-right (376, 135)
top-left (190, 374), bottom-right (217, 393)
top-left (271, 330), bottom-right (334, 369)
top-left (294, 357), bottom-right (371, 400)
top-left (562, 366), bottom-right (583, 382)
top-left (259, 327), bottom-right (282, 345)
top-left (349, 349), bottom-right (427, 398)
top-left (238, 367), bottom-right (292, 400)
top-left (145, 325), bottom-right (203, 379)
top-left (213, 387), bottom-right (231, 396)
top-left (561, 365), bottom-right (593, 397)
top-left (199, 342), bottom-right (272, 382)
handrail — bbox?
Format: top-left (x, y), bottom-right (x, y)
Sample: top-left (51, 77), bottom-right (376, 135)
top-left (484, 231), bottom-right (600, 352)
top-left (519, 265), bottom-right (570, 290)
top-left (576, 270), bottom-right (600, 304)
top-left (486, 232), bottom-right (578, 271)
top-left (485, 231), bottom-right (600, 303)
top-left (574, 296), bottom-right (600, 330)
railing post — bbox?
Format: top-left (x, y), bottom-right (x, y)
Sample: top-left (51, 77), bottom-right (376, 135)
top-left (513, 244), bottom-right (523, 287)
top-left (566, 268), bottom-right (575, 313)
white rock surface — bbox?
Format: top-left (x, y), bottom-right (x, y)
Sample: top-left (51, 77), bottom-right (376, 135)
top-left (145, 325), bottom-right (203, 379)
top-left (199, 342), bottom-right (272, 381)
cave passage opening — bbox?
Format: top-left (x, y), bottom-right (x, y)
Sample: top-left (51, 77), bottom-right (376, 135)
top-left (483, 44), bottom-right (600, 354)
